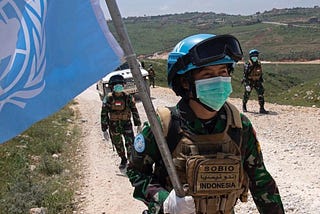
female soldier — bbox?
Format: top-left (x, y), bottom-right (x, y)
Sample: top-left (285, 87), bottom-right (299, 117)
top-left (127, 34), bottom-right (284, 214)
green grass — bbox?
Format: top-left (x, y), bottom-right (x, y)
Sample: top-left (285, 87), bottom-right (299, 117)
top-left (142, 59), bottom-right (320, 107)
top-left (0, 64), bottom-right (318, 214)
top-left (1, 7), bottom-right (319, 213)
top-left (0, 101), bottom-right (81, 214)
top-left (109, 7), bottom-right (320, 61)
top-left (231, 64), bottom-right (320, 107)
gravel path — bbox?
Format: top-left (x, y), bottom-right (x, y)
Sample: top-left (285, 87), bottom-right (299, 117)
top-left (74, 85), bottom-right (320, 214)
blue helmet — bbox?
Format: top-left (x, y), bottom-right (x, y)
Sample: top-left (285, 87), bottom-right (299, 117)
top-left (109, 74), bottom-right (125, 85)
top-left (249, 49), bottom-right (260, 57)
top-left (167, 34), bottom-right (239, 87)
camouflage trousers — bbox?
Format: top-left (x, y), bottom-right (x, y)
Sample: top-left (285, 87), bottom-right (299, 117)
top-left (149, 77), bottom-right (155, 88)
top-left (243, 80), bottom-right (265, 107)
top-left (109, 120), bottom-right (134, 159)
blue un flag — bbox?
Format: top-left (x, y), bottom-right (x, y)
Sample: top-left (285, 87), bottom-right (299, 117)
top-left (0, 0), bottom-right (123, 144)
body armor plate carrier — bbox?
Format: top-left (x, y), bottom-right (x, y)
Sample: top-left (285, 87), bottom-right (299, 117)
top-left (107, 92), bottom-right (131, 121)
top-left (157, 102), bottom-right (249, 214)
top-left (248, 61), bottom-right (262, 81)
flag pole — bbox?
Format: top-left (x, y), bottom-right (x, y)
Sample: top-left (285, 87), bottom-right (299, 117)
top-left (105, 0), bottom-right (185, 197)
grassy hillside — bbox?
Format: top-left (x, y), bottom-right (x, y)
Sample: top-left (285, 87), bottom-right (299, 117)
top-left (0, 102), bottom-right (81, 213)
top-left (110, 7), bottom-right (320, 107)
top-left (143, 59), bottom-right (320, 107)
top-left (1, 7), bottom-right (319, 213)
top-left (108, 7), bottom-right (320, 61)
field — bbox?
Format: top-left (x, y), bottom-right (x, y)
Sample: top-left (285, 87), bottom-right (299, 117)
top-left (109, 7), bottom-right (320, 61)
top-left (142, 58), bottom-right (320, 107)
top-left (1, 7), bottom-right (319, 213)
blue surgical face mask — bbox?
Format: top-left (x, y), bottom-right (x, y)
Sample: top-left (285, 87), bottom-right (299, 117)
top-left (251, 56), bottom-right (258, 62)
top-left (195, 76), bottom-right (232, 111)
top-left (113, 84), bottom-right (124, 93)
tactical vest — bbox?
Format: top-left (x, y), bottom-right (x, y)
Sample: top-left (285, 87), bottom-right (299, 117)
top-left (157, 102), bottom-right (249, 214)
top-left (248, 61), bottom-right (262, 81)
top-left (107, 92), bottom-right (131, 121)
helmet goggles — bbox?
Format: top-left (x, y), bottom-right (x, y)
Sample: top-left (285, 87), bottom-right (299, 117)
top-left (189, 34), bottom-right (243, 65)
top-left (168, 34), bottom-right (243, 84)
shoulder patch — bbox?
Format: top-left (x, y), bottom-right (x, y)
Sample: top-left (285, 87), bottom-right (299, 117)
top-left (156, 107), bottom-right (171, 137)
top-left (134, 133), bottom-right (145, 153)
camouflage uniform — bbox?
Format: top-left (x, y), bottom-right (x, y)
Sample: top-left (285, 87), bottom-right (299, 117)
top-left (148, 65), bottom-right (155, 88)
top-left (127, 99), bottom-right (284, 214)
top-left (101, 91), bottom-right (141, 161)
top-left (242, 60), bottom-right (266, 113)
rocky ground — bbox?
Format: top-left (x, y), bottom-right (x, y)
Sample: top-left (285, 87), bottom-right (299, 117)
top-left (74, 85), bottom-right (320, 214)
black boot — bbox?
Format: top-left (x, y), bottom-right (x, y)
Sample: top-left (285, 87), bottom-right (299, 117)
top-left (258, 96), bottom-right (268, 114)
top-left (242, 103), bottom-right (247, 112)
top-left (259, 107), bottom-right (269, 114)
top-left (119, 157), bottom-right (127, 169)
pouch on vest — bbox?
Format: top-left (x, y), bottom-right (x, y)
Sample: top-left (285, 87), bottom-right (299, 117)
top-left (108, 93), bottom-right (131, 120)
top-left (248, 62), bottom-right (262, 81)
top-left (156, 103), bottom-right (249, 213)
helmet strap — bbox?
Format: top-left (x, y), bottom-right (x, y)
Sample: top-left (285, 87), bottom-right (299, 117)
top-left (179, 72), bottom-right (195, 100)
top-left (186, 76), bottom-right (216, 112)
top-left (175, 65), bottom-right (233, 102)
top-left (250, 58), bottom-right (258, 64)
top-left (168, 54), bottom-right (192, 85)
top-left (189, 97), bottom-right (217, 112)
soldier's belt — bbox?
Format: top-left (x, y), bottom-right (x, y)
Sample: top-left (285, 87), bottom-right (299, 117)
top-left (109, 113), bottom-right (131, 121)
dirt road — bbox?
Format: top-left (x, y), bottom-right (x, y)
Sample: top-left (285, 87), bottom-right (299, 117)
top-left (74, 85), bottom-right (320, 214)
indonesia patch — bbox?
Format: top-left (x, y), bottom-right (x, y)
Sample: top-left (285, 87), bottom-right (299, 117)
top-left (115, 101), bottom-right (123, 106)
top-left (134, 133), bottom-right (145, 153)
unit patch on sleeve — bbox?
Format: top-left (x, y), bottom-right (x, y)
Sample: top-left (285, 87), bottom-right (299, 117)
top-left (134, 133), bottom-right (145, 153)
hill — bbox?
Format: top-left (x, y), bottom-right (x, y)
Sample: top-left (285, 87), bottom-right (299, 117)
top-left (107, 7), bottom-right (320, 108)
top-left (1, 7), bottom-right (319, 214)
top-left (107, 7), bottom-right (320, 61)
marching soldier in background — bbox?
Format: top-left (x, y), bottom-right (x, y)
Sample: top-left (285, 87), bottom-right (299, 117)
top-left (148, 64), bottom-right (156, 88)
top-left (127, 34), bottom-right (284, 214)
top-left (101, 74), bottom-right (142, 170)
top-left (242, 49), bottom-right (268, 114)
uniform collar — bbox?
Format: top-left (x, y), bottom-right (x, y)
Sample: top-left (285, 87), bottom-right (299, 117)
top-left (177, 99), bottom-right (227, 125)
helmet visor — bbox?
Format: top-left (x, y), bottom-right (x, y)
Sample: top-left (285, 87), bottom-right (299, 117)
top-left (168, 34), bottom-right (243, 86)
top-left (189, 34), bottom-right (243, 66)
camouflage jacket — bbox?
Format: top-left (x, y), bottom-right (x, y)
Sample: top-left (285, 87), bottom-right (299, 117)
top-left (243, 60), bottom-right (263, 82)
top-left (148, 68), bottom-right (155, 77)
top-left (127, 99), bottom-right (284, 214)
top-left (101, 92), bottom-right (141, 130)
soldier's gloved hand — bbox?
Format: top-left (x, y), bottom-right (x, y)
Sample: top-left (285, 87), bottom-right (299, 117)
top-left (103, 131), bottom-right (109, 140)
top-left (245, 85), bottom-right (251, 92)
top-left (136, 125), bottom-right (142, 133)
top-left (163, 190), bottom-right (195, 214)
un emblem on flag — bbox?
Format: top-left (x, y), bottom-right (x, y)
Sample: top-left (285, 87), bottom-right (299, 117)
top-left (0, 0), bottom-right (47, 111)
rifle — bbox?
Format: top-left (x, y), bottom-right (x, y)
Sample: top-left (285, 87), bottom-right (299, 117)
top-left (241, 63), bottom-right (250, 86)
top-left (103, 129), bottom-right (115, 151)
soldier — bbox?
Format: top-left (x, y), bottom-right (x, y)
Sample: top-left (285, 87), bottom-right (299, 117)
top-left (127, 34), bottom-right (284, 214)
top-left (242, 49), bottom-right (268, 114)
top-left (101, 74), bottom-right (142, 170)
top-left (148, 64), bottom-right (156, 88)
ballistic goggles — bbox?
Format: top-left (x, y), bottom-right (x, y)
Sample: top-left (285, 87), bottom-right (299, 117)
top-left (168, 34), bottom-right (243, 84)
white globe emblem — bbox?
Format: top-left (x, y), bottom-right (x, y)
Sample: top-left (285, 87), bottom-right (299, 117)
top-left (134, 134), bottom-right (146, 153)
top-left (0, 0), bottom-right (47, 111)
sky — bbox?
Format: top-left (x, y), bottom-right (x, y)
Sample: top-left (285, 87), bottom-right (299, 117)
top-left (99, 0), bottom-right (319, 19)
